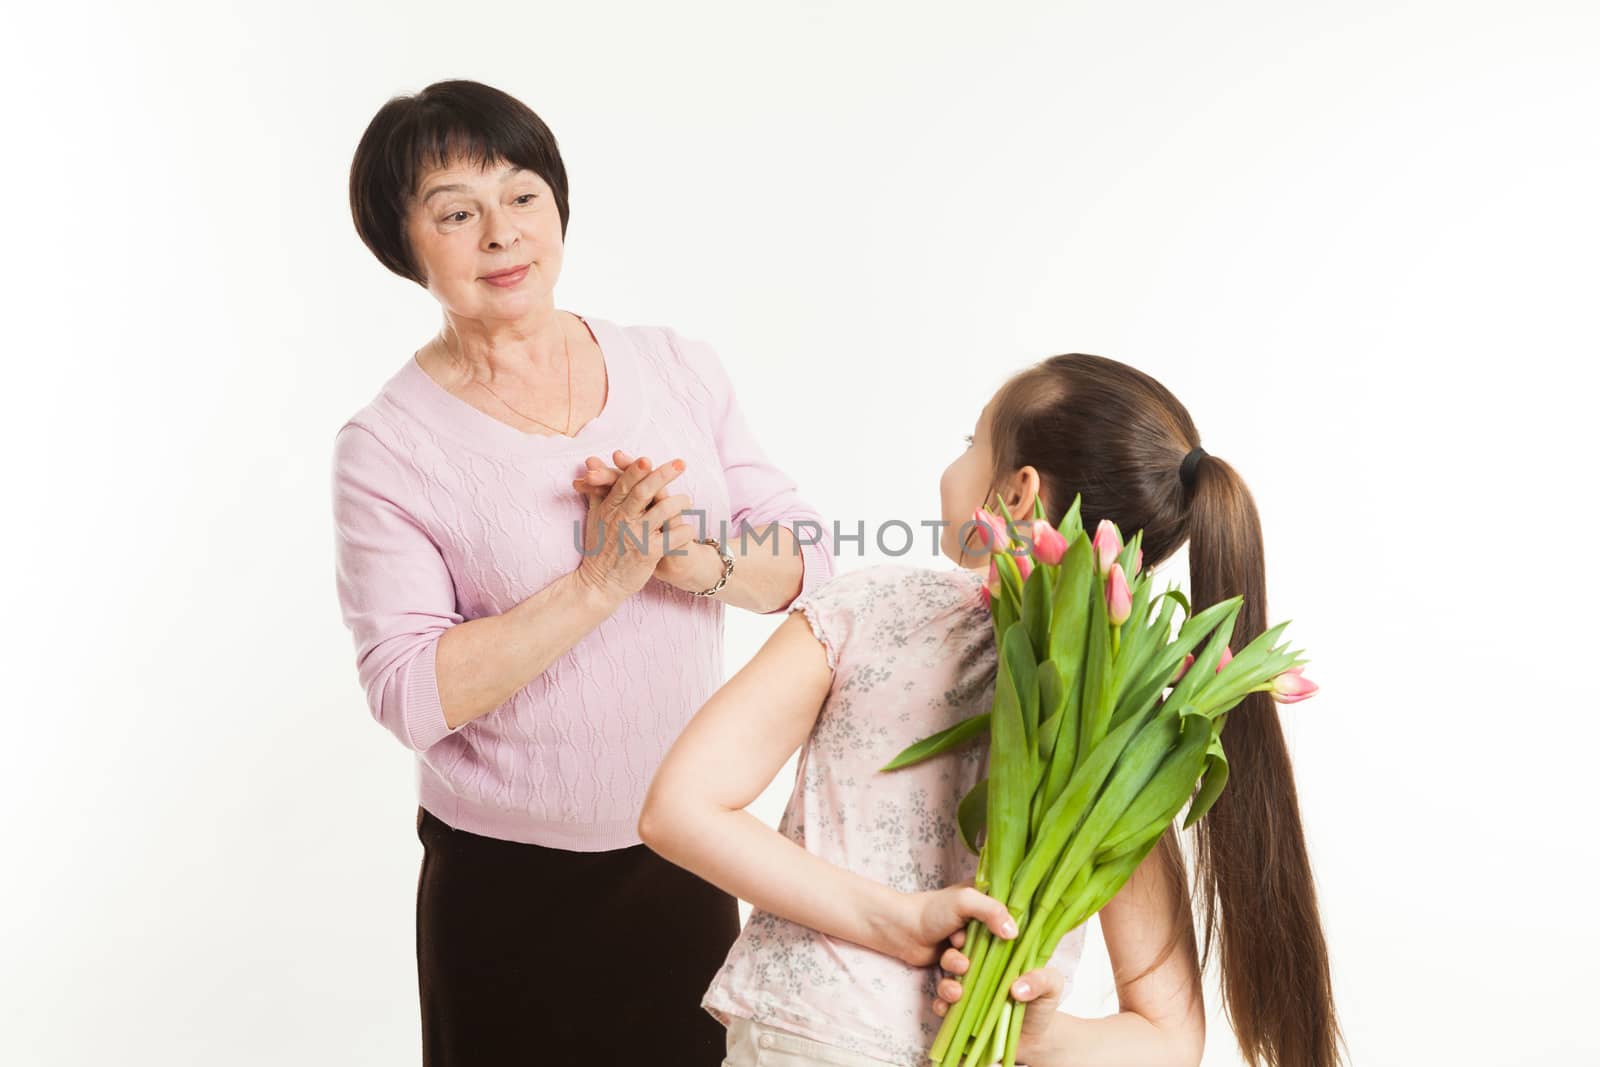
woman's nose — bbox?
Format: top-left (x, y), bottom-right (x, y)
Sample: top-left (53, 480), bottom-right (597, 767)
top-left (480, 206), bottom-right (520, 251)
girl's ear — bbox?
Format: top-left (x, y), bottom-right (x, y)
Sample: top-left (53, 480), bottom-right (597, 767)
top-left (998, 466), bottom-right (1042, 520)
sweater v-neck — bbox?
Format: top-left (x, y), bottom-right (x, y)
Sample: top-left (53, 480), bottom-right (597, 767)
top-left (391, 314), bottom-right (645, 459)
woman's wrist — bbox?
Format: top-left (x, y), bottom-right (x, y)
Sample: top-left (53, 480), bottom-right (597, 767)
top-left (690, 538), bottom-right (735, 596)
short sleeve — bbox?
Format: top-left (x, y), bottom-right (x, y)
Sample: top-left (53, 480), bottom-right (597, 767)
top-left (331, 422), bottom-right (466, 752)
top-left (785, 566), bottom-right (883, 673)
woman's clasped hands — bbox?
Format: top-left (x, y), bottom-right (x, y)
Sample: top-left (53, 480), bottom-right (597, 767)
top-left (571, 450), bottom-right (698, 599)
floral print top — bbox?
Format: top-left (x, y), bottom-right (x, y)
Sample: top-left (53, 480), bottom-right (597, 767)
top-left (701, 564), bottom-right (1088, 1066)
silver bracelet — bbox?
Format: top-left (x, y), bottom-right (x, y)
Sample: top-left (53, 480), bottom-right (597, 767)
top-left (692, 537), bottom-right (735, 597)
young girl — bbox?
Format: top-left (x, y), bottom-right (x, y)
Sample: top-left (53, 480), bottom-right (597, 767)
top-left (635, 354), bottom-right (1340, 1067)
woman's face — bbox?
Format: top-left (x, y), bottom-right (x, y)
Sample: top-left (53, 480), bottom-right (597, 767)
top-left (404, 158), bottom-right (564, 323)
top-left (939, 398), bottom-right (998, 569)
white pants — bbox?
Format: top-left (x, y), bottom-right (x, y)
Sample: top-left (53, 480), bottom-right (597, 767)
top-left (722, 1016), bottom-right (905, 1067)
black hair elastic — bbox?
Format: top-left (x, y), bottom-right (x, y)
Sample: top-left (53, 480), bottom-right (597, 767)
top-left (1179, 446), bottom-right (1208, 489)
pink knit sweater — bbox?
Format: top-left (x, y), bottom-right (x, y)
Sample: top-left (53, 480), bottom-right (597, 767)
top-left (331, 316), bottom-right (834, 850)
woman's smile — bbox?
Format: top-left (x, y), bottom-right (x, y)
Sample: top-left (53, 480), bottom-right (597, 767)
top-left (481, 264), bottom-right (530, 287)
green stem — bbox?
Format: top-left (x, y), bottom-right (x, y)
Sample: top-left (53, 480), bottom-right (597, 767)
top-left (993, 1000), bottom-right (1013, 1066)
top-left (1003, 998), bottom-right (1027, 1067)
top-left (930, 924), bottom-right (995, 1062)
top-left (961, 919), bottom-right (1047, 1067)
top-left (945, 924), bottom-right (1026, 1064)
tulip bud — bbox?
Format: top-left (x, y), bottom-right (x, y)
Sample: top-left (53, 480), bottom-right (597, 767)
top-left (1106, 563), bottom-right (1132, 625)
top-left (1092, 519), bottom-right (1123, 574)
top-left (1170, 653), bottom-right (1195, 684)
top-left (1015, 550), bottom-right (1033, 582)
top-left (1216, 646), bottom-right (1233, 673)
top-left (1132, 546), bottom-right (1143, 575)
top-left (1270, 667), bottom-right (1319, 704)
top-left (981, 557), bottom-right (1002, 606)
top-left (974, 507), bottom-right (1011, 554)
top-left (1030, 520), bottom-right (1068, 565)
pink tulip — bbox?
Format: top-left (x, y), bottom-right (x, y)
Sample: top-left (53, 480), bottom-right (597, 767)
top-left (1170, 653), bottom-right (1196, 684)
top-left (1015, 550), bottom-right (1033, 581)
top-left (1270, 667), bottom-right (1319, 704)
top-left (1092, 519), bottom-right (1123, 574)
top-left (1030, 520), bottom-right (1068, 566)
top-left (974, 507), bottom-right (1011, 553)
top-left (1106, 563), bottom-right (1132, 625)
top-left (981, 558), bottom-right (1000, 607)
top-left (1132, 546), bottom-right (1143, 575)
top-left (1216, 646), bottom-right (1233, 673)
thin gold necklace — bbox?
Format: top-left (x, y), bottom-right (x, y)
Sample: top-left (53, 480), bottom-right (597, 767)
top-left (468, 325), bottom-right (574, 436)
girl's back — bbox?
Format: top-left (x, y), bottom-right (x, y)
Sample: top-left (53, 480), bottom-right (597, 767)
top-left (701, 563), bottom-right (1088, 1065)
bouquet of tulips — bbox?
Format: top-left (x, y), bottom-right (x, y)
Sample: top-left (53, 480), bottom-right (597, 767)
top-left (882, 495), bottom-right (1317, 1067)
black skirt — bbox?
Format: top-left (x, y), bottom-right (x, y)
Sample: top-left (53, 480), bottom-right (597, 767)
top-left (415, 805), bottom-right (739, 1065)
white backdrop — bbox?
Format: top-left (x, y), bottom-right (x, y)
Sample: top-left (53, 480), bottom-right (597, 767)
top-left (2, 2), bottom-right (1595, 1064)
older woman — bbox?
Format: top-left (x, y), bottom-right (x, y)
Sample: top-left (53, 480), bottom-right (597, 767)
top-left (333, 79), bottom-right (834, 1066)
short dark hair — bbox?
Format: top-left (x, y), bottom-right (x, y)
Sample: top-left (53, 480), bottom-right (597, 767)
top-left (348, 79), bottom-right (570, 286)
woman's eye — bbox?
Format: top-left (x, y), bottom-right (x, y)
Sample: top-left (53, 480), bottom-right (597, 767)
top-left (444, 211), bottom-right (469, 223)
top-left (514, 194), bottom-right (536, 205)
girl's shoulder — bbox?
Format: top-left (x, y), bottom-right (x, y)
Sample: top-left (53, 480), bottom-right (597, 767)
top-left (788, 563), bottom-right (988, 672)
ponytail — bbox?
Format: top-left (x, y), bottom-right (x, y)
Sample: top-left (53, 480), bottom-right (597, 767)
top-left (1185, 455), bottom-right (1343, 1067)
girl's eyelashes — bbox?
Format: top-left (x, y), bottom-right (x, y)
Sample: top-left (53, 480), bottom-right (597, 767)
top-left (962, 434), bottom-right (974, 448)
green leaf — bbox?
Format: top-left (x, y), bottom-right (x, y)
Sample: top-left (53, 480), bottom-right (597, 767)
top-left (1023, 563), bottom-right (1053, 662)
top-left (1117, 529), bottom-right (1145, 578)
top-left (1183, 732), bottom-right (1230, 830)
top-left (1008, 704), bottom-right (1149, 909)
top-left (1030, 708), bottom-right (1183, 912)
top-left (1077, 567), bottom-right (1116, 757)
top-left (1047, 531), bottom-right (1095, 664)
top-left (1192, 620), bottom-right (1297, 717)
top-left (959, 778), bottom-right (988, 855)
top-left (1165, 600), bottom-right (1244, 711)
top-left (1056, 494), bottom-right (1085, 544)
top-left (879, 711), bottom-right (991, 772)
top-left (993, 493), bottom-right (1019, 541)
top-left (1095, 707), bottom-right (1211, 861)
top-left (1035, 662), bottom-right (1068, 765)
top-left (986, 622), bottom-right (1036, 902)
top-left (993, 549), bottom-right (1025, 619)
top-left (1002, 620), bottom-right (1040, 764)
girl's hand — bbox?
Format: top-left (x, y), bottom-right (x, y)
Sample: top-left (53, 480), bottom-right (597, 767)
top-left (933, 931), bottom-right (1068, 1060)
top-left (891, 883), bottom-right (1018, 968)
top-left (571, 452), bottom-right (693, 600)
top-left (574, 451), bottom-right (709, 591)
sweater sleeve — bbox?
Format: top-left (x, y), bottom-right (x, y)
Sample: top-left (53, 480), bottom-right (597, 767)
top-left (664, 327), bottom-right (836, 614)
top-left (331, 422), bottom-right (465, 752)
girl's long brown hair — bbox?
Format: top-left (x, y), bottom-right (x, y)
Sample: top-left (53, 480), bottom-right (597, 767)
top-left (977, 354), bottom-right (1341, 1067)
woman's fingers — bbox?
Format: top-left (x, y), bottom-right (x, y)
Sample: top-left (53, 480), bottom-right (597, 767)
top-left (950, 928), bottom-right (966, 949)
top-left (641, 493), bottom-right (693, 532)
top-left (937, 976), bottom-right (964, 1004)
top-left (603, 458), bottom-right (668, 516)
top-left (940, 946), bottom-right (969, 974)
top-left (623, 461), bottom-right (686, 516)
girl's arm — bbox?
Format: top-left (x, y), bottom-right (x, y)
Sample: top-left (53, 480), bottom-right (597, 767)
top-left (638, 612), bottom-right (1017, 967)
top-left (936, 837), bottom-right (1207, 1067)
